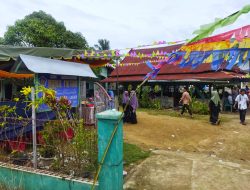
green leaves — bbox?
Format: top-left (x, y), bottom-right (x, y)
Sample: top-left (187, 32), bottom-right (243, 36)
top-left (3, 10), bottom-right (89, 49)
top-left (94, 39), bottom-right (110, 50)
top-left (0, 37), bottom-right (4, 45)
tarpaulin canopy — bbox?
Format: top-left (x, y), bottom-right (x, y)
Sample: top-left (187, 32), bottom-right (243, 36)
top-left (0, 46), bottom-right (112, 61)
top-left (0, 70), bottom-right (33, 79)
top-left (0, 46), bottom-right (112, 71)
top-left (12, 54), bottom-right (97, 78)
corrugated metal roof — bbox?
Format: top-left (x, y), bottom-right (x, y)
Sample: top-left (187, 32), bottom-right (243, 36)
top-left (14, 54), bottom-right (97, 78)
top-left (109, 62), bottom-right (242, 77)
top-left (102, 71), bottom-right (245, 83)
top-left (121, 44), bottom-right (182, 65)
top-left (108, 42), bottom-right (244, 82)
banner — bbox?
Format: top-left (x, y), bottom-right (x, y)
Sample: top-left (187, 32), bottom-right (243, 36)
top-left (78, 37), bottom-right (250, 63)
top-left (189, 4), bottom-right (250, 43)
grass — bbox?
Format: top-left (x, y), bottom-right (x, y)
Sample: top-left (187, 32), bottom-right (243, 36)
top-left (123, 142), bottom-right (150, 166)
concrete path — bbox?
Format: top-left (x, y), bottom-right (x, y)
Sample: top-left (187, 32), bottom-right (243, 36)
top-left (124, 150), bottom-right (250, 190)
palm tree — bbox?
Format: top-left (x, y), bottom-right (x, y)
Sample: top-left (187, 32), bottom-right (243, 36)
top-left (94, 39), bottom-right (110, 50)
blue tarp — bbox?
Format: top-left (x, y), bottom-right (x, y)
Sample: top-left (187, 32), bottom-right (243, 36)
top-left (0, 101), bottom-right (56, 140)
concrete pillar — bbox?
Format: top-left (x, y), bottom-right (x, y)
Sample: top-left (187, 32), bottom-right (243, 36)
top-left (96, 110), bottom-right (123, 190)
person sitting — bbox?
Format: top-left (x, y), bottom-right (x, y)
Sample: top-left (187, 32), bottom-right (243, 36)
top-left (228, 94), bottom-right (233, 105)
top-left (209, 91), bottom-right (221, 125)
top-left (223, 93), bottom-right (233, 112)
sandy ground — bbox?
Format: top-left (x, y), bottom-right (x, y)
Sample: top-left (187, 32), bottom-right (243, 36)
top-left (123, 110), bottom-right (250, 190)
top-left (124, 111), bottom-right (250, 163)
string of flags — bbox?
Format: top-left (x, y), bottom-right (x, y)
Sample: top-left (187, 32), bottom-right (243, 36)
top-left (77, 26), bottom-right (250, 67)
top-left (76, 4), bottom-right (250, 78)
top-left (189, 4), bottom-right (250, 43)
top-left (104, 33), bottom-right (250, 68)
top-left (77, 40), bottom-right (184, 60)
top-left (135, 39), bottom-right (187, 48)
top-left (145, 24), bottom-right (250, 79)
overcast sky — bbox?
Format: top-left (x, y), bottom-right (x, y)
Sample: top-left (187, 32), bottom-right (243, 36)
top-left (0, 0), bottom-right (249, 49)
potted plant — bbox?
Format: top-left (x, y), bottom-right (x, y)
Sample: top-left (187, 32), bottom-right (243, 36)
top-left (38, 146), bottom-right (55, 168)
top-left (10, 150), bottom-right (28, 166)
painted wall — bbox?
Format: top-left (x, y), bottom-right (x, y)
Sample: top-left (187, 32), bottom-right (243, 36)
top-left (0, 164), bottom-right (98, 190)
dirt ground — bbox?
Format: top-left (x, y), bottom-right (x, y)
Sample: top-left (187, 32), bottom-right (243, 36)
top-left (123, 110), bottom-right (250, 190)
top-left (124, 110), bottom-right (250, 165)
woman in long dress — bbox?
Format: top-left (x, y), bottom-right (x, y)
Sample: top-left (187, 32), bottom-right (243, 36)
top-left (209, 91), bottom-right (221, 125)
top-left (122, 91), bottom-right (130, 123)
top-left (130, 90), bottom-right (138, 124)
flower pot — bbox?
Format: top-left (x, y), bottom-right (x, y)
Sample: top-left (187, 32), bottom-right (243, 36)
top-left (39, 156), bottom-right (55, 168)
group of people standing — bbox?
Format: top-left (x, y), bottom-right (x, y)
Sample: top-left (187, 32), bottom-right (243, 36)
top-left (122, 90), bottom-right (138, 124)
top-left (179, 86), bottom-right (249, 125)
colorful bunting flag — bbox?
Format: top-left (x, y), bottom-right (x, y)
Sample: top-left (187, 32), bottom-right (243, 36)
top-left (189, 4), bottom-right (250, 43)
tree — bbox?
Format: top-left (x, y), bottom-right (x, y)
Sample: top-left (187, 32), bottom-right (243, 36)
top-left (3, 11), bottom-right (88, 49)
top-left (94, 39), bottom-right (110, 50)
top-left (0, 37), bottom-right (4, 45)
top-left (92, 39), bottom-right (111, 77)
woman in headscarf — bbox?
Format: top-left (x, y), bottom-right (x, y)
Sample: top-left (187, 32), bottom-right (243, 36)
top-left (122, 91), bottom-right (130, 123)
top-left (122, 91), bottom-right (129, 109)
top-left (130, 90), bottom-right (139, 124)
top-left (209, 91), bottom-right (221, 125)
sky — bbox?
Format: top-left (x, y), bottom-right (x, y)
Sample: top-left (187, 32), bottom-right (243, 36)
top-left (0, 0), bottom-right (249, 49)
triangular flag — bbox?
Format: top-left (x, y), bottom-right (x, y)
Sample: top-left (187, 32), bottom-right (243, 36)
top-left (84, 50), bottom-right (88, 56)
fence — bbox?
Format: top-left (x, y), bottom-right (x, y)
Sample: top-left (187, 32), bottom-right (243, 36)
top-left (0, 85), bottom-right (123, 190)
top-left (0, 109), bottom-right (124, 190)
top-left (82, 82), bottom-right (111, 125)
top-left (0, 100), bottom-right (98, 180)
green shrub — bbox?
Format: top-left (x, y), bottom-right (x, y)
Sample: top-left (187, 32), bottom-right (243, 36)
top-left (150, 98), bottom-right (161, 110)
top-left (154, 85), bottom-right (161, 93)
top-left (138, 86), bottom-right (162, 109)
top-left (139, 86), bottom-right (151, 108)
top-left (191, 98), bottom-right (209, 115)
top-left (128, 84), bottom-right (133, 92)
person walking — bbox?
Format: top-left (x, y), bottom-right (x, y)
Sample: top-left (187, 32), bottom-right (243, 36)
top-left (179, 86), bottom-right (193, 118)
top-left (209, 91), bottom-right (221, 125)
top-left (234, 89), bottom-right (249, 125)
